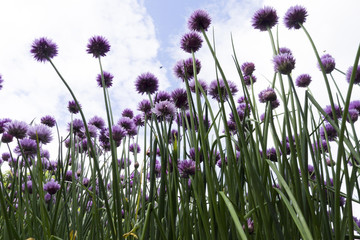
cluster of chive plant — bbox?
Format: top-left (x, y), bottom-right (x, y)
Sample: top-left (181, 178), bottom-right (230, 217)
top-left (1, 4), bottom-right (360, 240)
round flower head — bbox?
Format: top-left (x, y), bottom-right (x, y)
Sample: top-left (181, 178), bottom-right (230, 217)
top-left (241, 62), bottom-right (255, 76)
top-left (96, 71), bottom-right (114, 88)
top-left (27, 124), bottom-right (53, 144)
top-left (243, 75), bottom-right (257, 86)
top-left (174, 58), bottom-right (201, 81)
top-left (112, 125), bottom-right (126, 142)
top-left (171, 88), bottom-right (188, 109)
top-left (135, 72), bottom-right (159, 95)
top-left (133, 114), bottom-right (144, 127)
top-left (86, 36), bottom-right (111, 58)
top-left (178, 159), bottom-right (197, 178)
top-left (180, 32), bottom-right (203, 53)
top-left (346, 65), bottom-right (360, 84)
top-left (118, 117), bottom-right (135, 132)
top-left (0, 74), bottom-right (3, 90)
top-left (320, 123), bottom-right (337, 141)
top-left (122, 108), bottom-right (134, 119)
top-left (188, 9), bottom-right (211, 32)
top-left (44, 179), bottom-right (61, 195)
top-left (68, 100), bottom-right (81, 114)
top-left (30, 37), bottom-right (58, 62)
top-left (284, 5), bottom-right (308, 30)
top-left (349, 100), bottom-right (360, 113)
top-left (2, 132), bottom-right (13, 143)
top-left (0, 118), bottom-right (11, 134)
top-left (129, 143), bottom-right (141, 153)
top-left (295, 74), bottom-right (312, 87)
top-left (15, 138), bottom-right (38, 156)
top-left (138, 99), bottom-right (152, 117)
top-left (41, 115), bottom-right (56, 128)
top-left (154, 91), bottom-right (172, 103)
top-left (271, 99), bottom-right (280, 109)
top-left (189, 79), bottom-right (208, 95)
top-left (209, 79), bottom-right (238, 102)
top-left (279, 47), bottom-right (293, 55)
top-left (273, 53), bottom-right (296, 74)
top-left (323, 104), bottom-right (342, 121)
top-left (318, 54), bottom-right (336, 74)
top-left (259, 87), bottom-right (277, 103)
top-left (5, 120), bottom-right (29, 139)
top-left (347, 109), bottom-right (359, 123)
top-left (67, 119), bottom-right (84, 133)
top-left (251, 6), bottom-right (278, 31)
top-left (89, 115), bottom-right (105, 130)
top-left (153, 100), bottom-right (176, 120)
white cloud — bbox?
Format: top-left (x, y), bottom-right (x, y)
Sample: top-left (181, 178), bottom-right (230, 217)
top-left (0, 0), bottom-right (170, 152)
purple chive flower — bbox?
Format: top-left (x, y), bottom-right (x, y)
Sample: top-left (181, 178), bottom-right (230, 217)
top-left (0, 118), bottom-right (11, 134)
top-left (243, 75), bottom-right (257, 86)
top-left (5, 120), bottom-right (29, 139)
top-left (86, 36), bottom-right (111, 58)
top-left (259, 87), bottom-right (277, 103)
top-left (265, 147), bottom-right (278, 162)
top-left (347, 109), bottom-right (359, 123)
top-left (320, 123), bottom-right (338, 141)
top-left (112, 125), bottom-right (126, 142)
top-left (138, 99), bottom-right (152, 118)
top-left (243, 218), bottom-right (254, 234)
top-left (273, 53), bottom-right (296, 74)
top-left (135, 72), bottom-right (159, 95)
top-left (44, 179), bottom-right (61, 195)
top-left (122, 109), bottom-right (134, 119)
top-left (208, 79), bottom-right (238, 102)
top-left (30, 37), bottom-right (58, 62)
top-left (118, 158), bottom-right (131, 169)
top-left (27, 124), bottom-right (53, 144)
top-left (15, 138), bottom-right (38, 156)
top-left (318, 54), bottom-right (336, 74)
top-left (1, 133), bottom-right (13, 143)
top-left (178, 159), bottom-right (197, 178)
top-left (241, 62), bottom-right (255, 76)
top-left (279, 47), bottom-right (293, 55)
top-left (68, 119), bottom-right (84, 134)
top-left (22, 180), bottom-right (33, 194)
top-left (188, 9), bottom-right (211, 32)
top-left (180, 32), bottom-right (203, 53)
top-left (346, 65), bottom-right (360, 84)
top-left (68, 100), bottom-right (81, 114)
top-left (89, 116), bottom-right (105, 130)
top-left (295, 74), bottom-right (312, 87)
top-left (2, 152), bottom-right (10, 161)
top-left (154, 91), bottom-right (172, 103)
top-left (133, 114), bottom-right (144, 127)
top-left (0, 74), bottom-right (3, 90)
top-left (82, 124), bottom-right (98, 138)
top-left (350, 100), bottom-right (360, 113)
top-left (251, 6), bottom-right (278, 31)
top-left (96, 71), bottom-right (114, 88)
top-left (323, 104), bottom-right (342, 121)
top-left (171, 88), bottom-right (188, 109)
top-left (118, 117), bottom-right (135, 132)
top-left (153, 100), bottom-right (176, 120)
top-left (284, 5), bottom-right (308, 30)
top-left (41, 115), bottom-right (56, 128)
top-left (129, 143), bottom-right (141, 153)
top-left (312, 140), bottom-right (329, 153)
top-left (173, 58), bottom-right (201, 81)
top-left (271, 99), bottom-right (280, 109)
top-left (189, 79), bottom-right (208, 95)
top-left (65, 170), bottom-right (75, 182)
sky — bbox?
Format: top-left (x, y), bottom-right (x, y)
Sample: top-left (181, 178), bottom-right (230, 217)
top-left (0, 1), bottom-right (359, 164)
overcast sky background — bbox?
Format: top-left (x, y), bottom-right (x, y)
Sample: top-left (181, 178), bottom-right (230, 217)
top-left (0, 0), bottom-right (359, 160)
